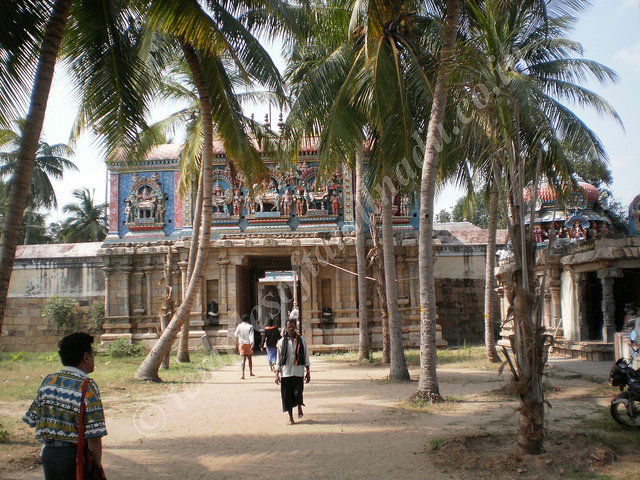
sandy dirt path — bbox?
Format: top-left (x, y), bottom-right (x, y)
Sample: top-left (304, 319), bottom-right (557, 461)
top-left (11, 357), bottom-right (514, 480)
top-left (12, 357), bottom-right (611, 480)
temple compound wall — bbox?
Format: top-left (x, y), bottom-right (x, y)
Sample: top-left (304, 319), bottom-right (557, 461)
top-left (0, 244), bottom-right (104, 351)
top-left (0, 144), bottom-right (504, 353)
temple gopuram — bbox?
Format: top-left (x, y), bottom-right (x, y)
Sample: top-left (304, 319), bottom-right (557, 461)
top-left (95, 143), bottom-right (497, 353)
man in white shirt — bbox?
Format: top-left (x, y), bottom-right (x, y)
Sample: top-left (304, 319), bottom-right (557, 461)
top-left (234, 314), bottom-right (255, 379)
top-left (275, 319), bottom-right (311, 425)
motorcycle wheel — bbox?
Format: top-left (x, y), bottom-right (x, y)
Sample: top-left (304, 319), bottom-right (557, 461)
top-left (610, 397), bottom-right (640, 427)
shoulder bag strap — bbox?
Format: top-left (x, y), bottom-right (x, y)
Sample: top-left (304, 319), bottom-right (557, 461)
top-left (76, 378), bottom-right (90, 480)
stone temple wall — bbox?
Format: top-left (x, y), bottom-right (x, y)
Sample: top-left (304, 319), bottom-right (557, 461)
top-left (0, 244), bottom-right (104, 352)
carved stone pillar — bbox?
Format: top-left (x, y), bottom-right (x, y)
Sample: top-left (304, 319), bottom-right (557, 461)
top-left (279, 284), bottom-right (287, 327)
top-left (257, 284), bottom-right (264, 327)
top-left (396, 256), bottom-right (405, 300)
top-left (102, 267), bottom-right (113, 317)
top-left (549, 280), bottom-right (561, 332)
top-left (133, 271), bottom-right (145, 315)
top-left (543, 289), bottom-right (552, 329)
top-left (335, 258), bottom-right (343, 311)
top-left (598, 268), bottom-right (623, 343)
top-left (574, 272), bottom-right (588, 341)
top-left (178, 261), bottom-right (188, 302)
top-left (122, 265), bottom-right (132, 318)
top-left (406, 257), bottom-right (418, 308)
top-left (143, 266), bottom-right (155, 317)
top-left (219, 260), bottom-right (229, 313)
top-left (347, 258), bottom-right (357, 311)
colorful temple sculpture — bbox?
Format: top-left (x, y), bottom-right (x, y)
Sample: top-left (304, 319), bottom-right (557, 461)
top-left (496, 179), bottom-right (640, 361)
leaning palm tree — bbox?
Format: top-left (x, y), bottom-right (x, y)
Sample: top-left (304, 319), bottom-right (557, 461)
top-left (0, 0), bottom-right (73, 338)
top-left (57, 188), bottom-right (107, 243)
top-left (0, 0), bottom-right (152, 338)
top-left (134, 0), bottom-right (288, 381)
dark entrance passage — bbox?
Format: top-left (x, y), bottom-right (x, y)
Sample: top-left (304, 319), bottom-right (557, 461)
top-left (585, 271), bottom-right (604, 340)
top-left (236, 255), bottom-right (296, 330)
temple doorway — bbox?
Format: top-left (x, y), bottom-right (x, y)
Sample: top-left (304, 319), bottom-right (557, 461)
top-left (235, 256), bottom-right (297, 332)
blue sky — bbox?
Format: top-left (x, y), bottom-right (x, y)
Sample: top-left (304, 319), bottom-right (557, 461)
top-left (43, 1), bottom-right (640, 222)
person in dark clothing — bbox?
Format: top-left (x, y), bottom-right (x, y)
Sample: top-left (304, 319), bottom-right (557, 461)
top-left (261, 318), bottom-right (281, 371)
top-left (275, 319), bottom-right (310, 425)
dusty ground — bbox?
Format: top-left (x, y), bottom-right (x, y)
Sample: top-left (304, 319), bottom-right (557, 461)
top-left (2, 357), bottom-right (640, 480)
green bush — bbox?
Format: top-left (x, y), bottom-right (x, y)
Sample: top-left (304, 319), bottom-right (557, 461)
top-left (42, 296), bottom-right (79, 332)
top-left (105, 338), bottom-right (146, 357)
top-left (0, 423), bottom-right (9, 443)
top-left (88, 302), bottom-right (105, 331)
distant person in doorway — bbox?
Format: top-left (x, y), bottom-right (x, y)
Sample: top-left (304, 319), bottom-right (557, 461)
top-left (275, 319), bottom-right (310, 425)
top-left (235, 314), bottom-right (255, 379)
top-left (262, 318), bottom-right (281, 372)
top-left (624, 303), bottom-right (639, 332)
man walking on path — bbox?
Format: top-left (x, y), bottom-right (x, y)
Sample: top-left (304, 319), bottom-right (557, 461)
top-left (23, 332), bottom-right (107, 480)
top-left (235, 314), bottom-right (255, 379)
top-left (275, 319), bottom-right (310, 425)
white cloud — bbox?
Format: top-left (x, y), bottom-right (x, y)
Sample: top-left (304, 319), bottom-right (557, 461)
top-left (613, 41), bottom-right (640, 71)
top-left (619, 0), bottom-right (640, 11)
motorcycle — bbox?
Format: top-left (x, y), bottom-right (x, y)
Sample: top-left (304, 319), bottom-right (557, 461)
top-left (609, 330), bottom-right (640, 427)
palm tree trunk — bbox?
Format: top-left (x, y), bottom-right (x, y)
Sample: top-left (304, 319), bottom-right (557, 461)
top-left (416, 0), bottom-right (460, 400)
top-left (368, 213), bottom-right (390, 363)
top-left (24, 209), bottom-right (33, 245)
top-left (0, 0), bottom-right (73, 339)
top-left (135, 42), bottom-right (213, 381)
top-left (177, 167), bottom-right (205, 363)
top-left (381, 198), bottom-right (409, 381)
top-left (355, 151), bottom-right (370, 361)
top-left (484, 182), bottom-right (501, 362)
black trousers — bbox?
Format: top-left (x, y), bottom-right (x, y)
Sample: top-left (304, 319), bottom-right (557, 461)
top-left (280, 375), bottom-right (305, 412)
top-left (42, 444), bottom-right (76, 480)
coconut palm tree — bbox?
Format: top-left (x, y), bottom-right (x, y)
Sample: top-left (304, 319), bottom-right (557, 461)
top-left (416, 0), bottom-right (461, 402)
top-left (0, 0), bottom-right (48, 130)
top-left (453, 0), bottom-right (620, 454)
top-left (0, 0), bottom-right (73, 339)
top-left (0, 118), bottom-right (78, 244)
top-left (283, 0), bottom-right (451, 379)
top-left (134, 0), bottom-right (288, 381)
top-left (0, 0), bottom-right (154, 338)
top-left (57, 188), bottom-right (107, 242)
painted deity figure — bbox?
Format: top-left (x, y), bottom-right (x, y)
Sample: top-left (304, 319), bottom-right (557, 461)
top-left (212, 181), bottom-right (227, 213)
top-left (569, 220), bottom-right (586, 242)
top-left (281, 189), bottom-right (293, 216)
top-left (233, 189), bottom-right (243, 216)
top-left (534, 226), bottom-right (547, 244)
top-left (400, 195), bottom-right (410, 216)
top-left (329, 190), bottom-right (342, 216)
top-left (295, 186), bottom-right (305, 216)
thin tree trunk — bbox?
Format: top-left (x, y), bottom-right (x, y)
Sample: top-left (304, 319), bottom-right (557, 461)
top-left (416, 0), bottom-right (460, 401)
top-left (368, 213), bottom-right (390, 363)
top-left (0, 0), bottom-right (73, 339)
top-left (484, 182), bottom-right (501, 362)
top-left (355, 151), bottom-right (370, 361)
top-left (177, 167), bottom-right (204, 363)
top-left (135, 42), bottom-right (213, 381)
top-left (381, 197), bottom-right (409, 381)
top-left (24, 209), bottom-right (33, 245)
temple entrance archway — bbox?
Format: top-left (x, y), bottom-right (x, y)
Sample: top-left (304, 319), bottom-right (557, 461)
top-left (235, 255), bottom-right (297, 333)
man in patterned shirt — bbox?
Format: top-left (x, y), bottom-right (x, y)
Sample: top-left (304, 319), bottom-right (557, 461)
top-left (24, 332), bottom-right (107, 479)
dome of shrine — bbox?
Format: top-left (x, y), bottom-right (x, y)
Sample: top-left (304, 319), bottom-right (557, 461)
top-left (523, 180), bottom-right (600, 208)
